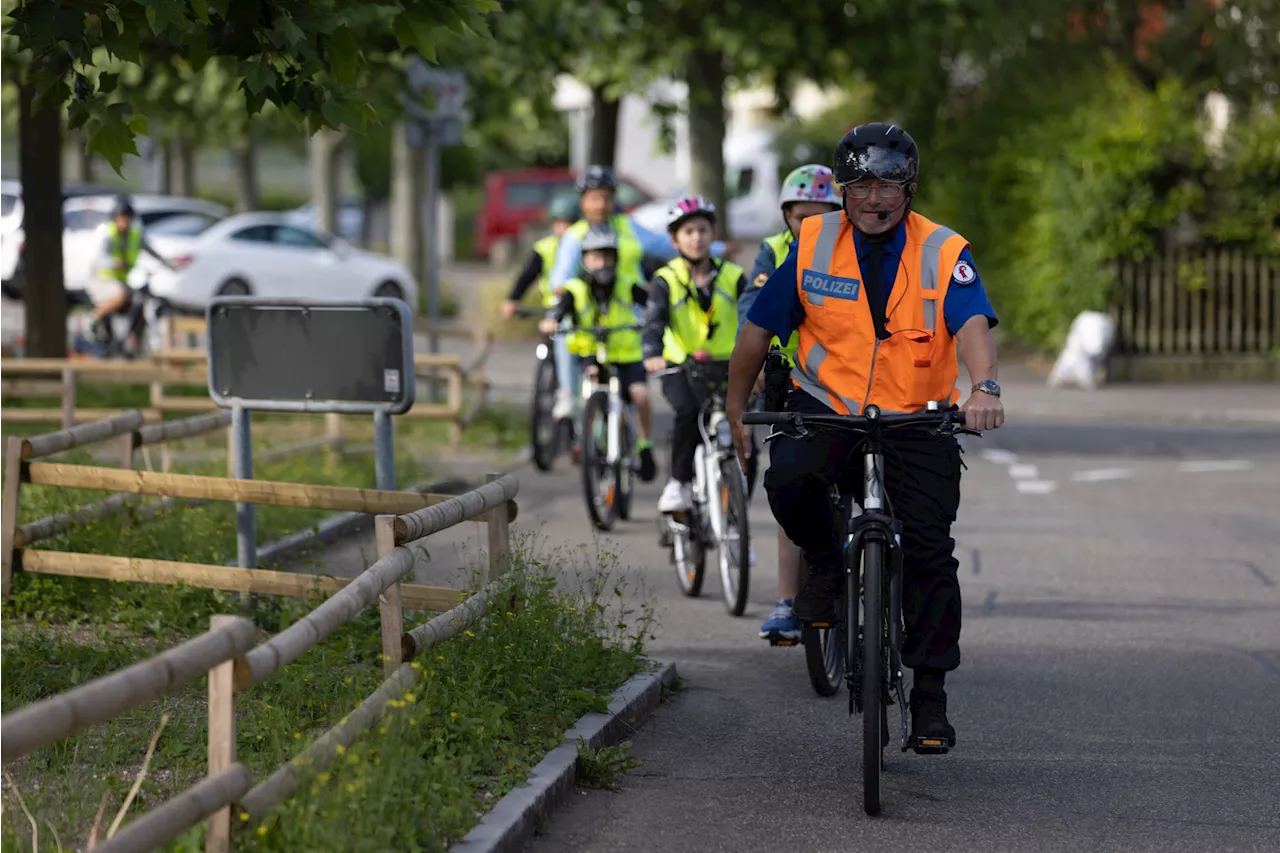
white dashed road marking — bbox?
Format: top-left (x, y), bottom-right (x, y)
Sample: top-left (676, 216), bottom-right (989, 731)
top-left (1176, 460), bottom-right (1254, 473)
top-left (1008, 464), bottom-right (1040, 480)
top-left (1071, 468), bottom-right (1134, 482)
top-left (1015, 480), bottom-right (1059, 495)
top-left (980, 449), bottom-right (1019, 465)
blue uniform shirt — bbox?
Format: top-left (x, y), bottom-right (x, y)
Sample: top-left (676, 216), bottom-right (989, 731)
top-left (746, 219), bottom-right (998, 342)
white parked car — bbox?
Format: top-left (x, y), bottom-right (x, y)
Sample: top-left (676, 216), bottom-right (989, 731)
top-left (1, 180), bottom-right (22, 293)
top-left (129, 212), bottom-right (419, 312)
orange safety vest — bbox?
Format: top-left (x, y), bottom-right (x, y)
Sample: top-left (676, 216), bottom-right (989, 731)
top-left (791, 210), bottom-right (968, 415)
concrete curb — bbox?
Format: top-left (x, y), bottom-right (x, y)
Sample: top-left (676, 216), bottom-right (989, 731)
top-left (451, 659), bottom-right (679, 853)
top-left (246, 445), bottom-right (532, 570)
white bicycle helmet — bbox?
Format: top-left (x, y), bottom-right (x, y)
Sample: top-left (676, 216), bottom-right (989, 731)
top-left (779, 164), bottom-right (840, 210)
top-left (665, 194), bottom-right (717, 233)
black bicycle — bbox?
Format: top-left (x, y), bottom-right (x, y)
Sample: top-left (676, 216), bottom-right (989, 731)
top-left (743, 402), bottom-right (977, 816)
top-left (515, 307), bottom-right (571, 472)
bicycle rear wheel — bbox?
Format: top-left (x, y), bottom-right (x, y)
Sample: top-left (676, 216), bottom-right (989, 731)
top-left (530, 353), bottom-right (559, 472)
top-left (581, 391), bottom-right (618, 531)
top-left (861, 539), bottom-right (885, 817)
top-left (717, 458), bottom-right (750, 616)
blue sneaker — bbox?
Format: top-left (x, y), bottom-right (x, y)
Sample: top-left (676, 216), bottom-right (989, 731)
top-left (760, 599), bottom-right (801, 642)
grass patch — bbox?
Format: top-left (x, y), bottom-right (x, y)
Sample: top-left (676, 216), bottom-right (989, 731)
top-left (575, 740), bottom-right (643, 792)
top-left (2, 544), bottom-right (654, 852)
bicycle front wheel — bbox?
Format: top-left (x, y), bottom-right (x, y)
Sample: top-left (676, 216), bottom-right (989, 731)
top-left (580, 391), bottom-right (618, 531)
top-left (861, 539), bottom-right (885, 817)
top-left (717, 458), bottom-right (750, 616)
top-left (530, 353), bottom-right (559, 472)
top-left (617, 416), bottom-right (634, 521)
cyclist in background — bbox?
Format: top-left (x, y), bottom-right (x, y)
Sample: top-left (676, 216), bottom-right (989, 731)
top-left (549, 166), bottom-right (726, 424)
top-left (739, 164), bottom-right (842, 644)
top-left (88, 194), bottom-right (173, 345)
top-left (642, 196), bottom-right (755, 520)
top-left (501, 194), bottom-right (581, 319)
top-left (540, 224), bottom-right (657, 481)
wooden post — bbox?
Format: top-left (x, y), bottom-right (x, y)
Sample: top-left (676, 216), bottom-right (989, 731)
top-left (1, 436), bottom-right (25, 597)
top-left (484, 472), bottom-right (511, 582)
top-left (207, 615), bottom-right (237, 853)
top-left (60, 368), bottom-right (76, 428)
top-left (225, 425), bottom-right (235, 479)
top-left (324, 413), bottom-right (343, 468)
top-left (118, 432), bottom-right (137, 469)
top-left (448, 369), bottom-right (463, 446)
top-left (375, 515), bottom-right (403, 674)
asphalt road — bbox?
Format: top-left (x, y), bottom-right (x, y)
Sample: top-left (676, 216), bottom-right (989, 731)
top-left (305, 385), bottom-right (1280, 852)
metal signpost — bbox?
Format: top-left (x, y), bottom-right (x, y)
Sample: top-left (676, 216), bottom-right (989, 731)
top-left (402, 58), bottom-right (469, 361)
top-left (207, 298), bottom-right (416, 568)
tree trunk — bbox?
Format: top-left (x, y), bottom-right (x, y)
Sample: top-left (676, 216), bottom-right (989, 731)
top-left (65, 128), bottom-right (95, 184)
top-left (18, 80), bottom-right (67, 358)
top-left (232, 136), bottom-right (259, 212)
top-left (685, 47), bottom-right (729, 238)
top-left (309, 128), bottom-right (344, 237)
top-left (169, 136), bottom-right (197, 197)
top-left (588, 85), bottom-right (620, 168)
top-left (390, 122), bottom-right (424, 283)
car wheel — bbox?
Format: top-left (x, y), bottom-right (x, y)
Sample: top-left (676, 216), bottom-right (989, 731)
top-left (217, 278), bottom-right (251, 296)
top-left (374, 281), bottom-right (406, 302)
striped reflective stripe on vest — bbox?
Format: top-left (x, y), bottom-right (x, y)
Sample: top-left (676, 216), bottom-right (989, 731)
top-left (919, 224), bottom-right (959, 332)
top-left (800, 211), bottom-right (845, 306)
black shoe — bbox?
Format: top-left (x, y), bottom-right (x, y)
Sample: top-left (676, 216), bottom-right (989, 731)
top-left (793, 563), bottom-right (841, 623)
top-left (909, 687), bottom-right (956, 753)
top-left (638, 446), bottom-right (657, 482)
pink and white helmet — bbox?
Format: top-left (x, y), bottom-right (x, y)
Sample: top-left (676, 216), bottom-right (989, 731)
top-left (779, 164), bottom-right (840, 209)
top-left (665, 194), bottom-right (717, 233)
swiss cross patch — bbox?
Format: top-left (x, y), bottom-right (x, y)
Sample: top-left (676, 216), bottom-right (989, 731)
top-left (753, 272), bottom-right (769, 287)
top-left (951, 260), bottom-right (976, 285)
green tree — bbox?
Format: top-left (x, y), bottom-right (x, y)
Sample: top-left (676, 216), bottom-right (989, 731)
top-left (3, 0), bottom-right (498, 356)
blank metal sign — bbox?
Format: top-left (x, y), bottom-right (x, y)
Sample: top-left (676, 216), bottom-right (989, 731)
top-left (206, 298), bottom-right (415, 414)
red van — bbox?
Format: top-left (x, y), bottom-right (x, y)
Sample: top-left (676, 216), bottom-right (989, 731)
top-left (474, 167), bottom-right (653, 259)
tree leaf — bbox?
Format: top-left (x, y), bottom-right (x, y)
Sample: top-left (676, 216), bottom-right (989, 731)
top-left (128, 114), bottom-right (149, 136)
top-left (190, 0), bottom-right (211, 25)
top-left (393, 11), bottom-right (438, 62)
top-left (86, 108), bottom-right (140, 174)
top-left (272, 13), bottom-right (306, 49)
top-left (67, 101), bottom-right (91, 130)
top-left (328, 26), bottom-right (360, 86)
top-left (97, 72), bottom-right (119, 95)
top-left (242, 62), bottom-right (277, 96)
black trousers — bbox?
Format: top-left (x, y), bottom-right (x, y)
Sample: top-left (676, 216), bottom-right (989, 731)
top-left (661, 369), bottom-right (759, 497)
top-left (763, 393), bottom-right (964, 672)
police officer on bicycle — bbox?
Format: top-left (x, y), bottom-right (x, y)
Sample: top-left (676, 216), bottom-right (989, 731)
top-left (726, 123), bottom-right (1004, 750)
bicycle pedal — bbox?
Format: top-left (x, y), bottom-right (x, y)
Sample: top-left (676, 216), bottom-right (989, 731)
top-left (908, 735), bottom-right (954, 755)
top-left (766, 634), bottom-right (800, 647)
top-left (806, 620), bottom-right (835, 629)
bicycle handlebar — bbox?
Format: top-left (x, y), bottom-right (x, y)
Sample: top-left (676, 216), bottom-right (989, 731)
top-left (743, 405), bottom-right (971, 432)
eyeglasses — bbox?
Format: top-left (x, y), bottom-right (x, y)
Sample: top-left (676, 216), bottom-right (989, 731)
top-left (838, 182), bottom-right (906, 200)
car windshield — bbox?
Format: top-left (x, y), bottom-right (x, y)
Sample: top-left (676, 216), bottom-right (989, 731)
top-left (148, 213), bottom-right (220, 237)
top-left (1, 194), bottom-right (17, 218)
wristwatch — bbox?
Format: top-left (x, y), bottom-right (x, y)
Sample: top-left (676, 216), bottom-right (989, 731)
top-left (972, 379), bottom-right (1001, 398)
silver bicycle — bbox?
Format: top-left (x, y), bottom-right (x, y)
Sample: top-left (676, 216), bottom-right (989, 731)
top-left (656, 353), bottom-right (751, 616)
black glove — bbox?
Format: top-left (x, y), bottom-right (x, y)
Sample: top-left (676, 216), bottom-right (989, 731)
top-left (763, 346), bottom-right (792, 412)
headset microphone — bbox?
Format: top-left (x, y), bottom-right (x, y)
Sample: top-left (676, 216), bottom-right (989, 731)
top-left (877, 211), bottom-right (889, 220)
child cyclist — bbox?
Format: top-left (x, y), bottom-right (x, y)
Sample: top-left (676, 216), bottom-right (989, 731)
top-left (540, 224), bottom-right (658, 482)
top-left (501, 193), bottom-right (581, 319)
top-left (737, 164), bottom-right (842, 644)
top-left (642, 195), bottom-right (758, 519)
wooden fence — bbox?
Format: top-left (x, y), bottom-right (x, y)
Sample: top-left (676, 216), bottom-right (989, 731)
top-left (0, 411), bottom-right (519, 852)
top-left (0, 337), bottom-right (494, 442)
top-left (1109, 250), bottom-right (1279, 380)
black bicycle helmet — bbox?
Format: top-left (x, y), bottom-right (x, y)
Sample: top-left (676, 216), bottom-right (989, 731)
top-left (832, 123), bottom-right (919, 185)
top-left (580, 223), bottom-right (619, 254)
top-left (576, 165), bottom-right (618, 193)
top-left (111, 193), bottom-right (136, 217)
